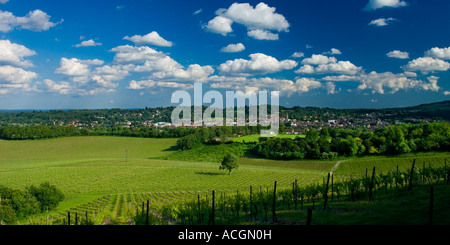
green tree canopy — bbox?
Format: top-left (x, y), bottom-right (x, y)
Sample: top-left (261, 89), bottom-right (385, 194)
top-left (220, 153), bottom-right (239, 175)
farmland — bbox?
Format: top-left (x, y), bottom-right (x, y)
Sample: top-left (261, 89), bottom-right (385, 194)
top-left (0, 136), bottom-right (449, 225)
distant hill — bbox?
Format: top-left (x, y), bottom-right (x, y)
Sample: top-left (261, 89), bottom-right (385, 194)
top-left (373, 100), bottom-right (450, 121)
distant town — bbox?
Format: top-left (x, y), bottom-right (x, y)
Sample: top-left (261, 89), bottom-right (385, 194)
top-left (1, 101), bottom-right (448, 135)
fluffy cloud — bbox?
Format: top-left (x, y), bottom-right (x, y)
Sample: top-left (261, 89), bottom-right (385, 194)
top-left (247, 29), bottom-right (279, 40)
top-left (322, 75), bottom-right (359, 82)
top-left (403, 57), bottom-right (450, 73)
top-left (425, 47), bottom-right (450, 60)
top-left (124, 31), bottom-right (173, 47)
top-left (324, 48), bottom-right (342, 55)
top-left (364, 0), bottom-right (408, 11)
top-left (204, 16), bottom-right (233, 36)
top-left (357, 71), bottom-right (440, 94)
top-left (55, 58), bottom-right (104, 77)
top-left (151, 64), bottom-right (215, 83)
top-left (218, 2), bottom-right (289, 32)
top-left (133, 56), bottom-right (182, 73)
top-left (50, 59), bottom-right (129, 95)
top-left (325, 82), bottom-right (340, 94)
top-left (291, 52), bottom-right (305, 58)
top-left (0, 65), bottom-right (38, 84)
top-left (209, 76), bottom-right (312, 96)
top-left (219, 53), bottom-right (298, 76)
top-left (297, 59), bottom-right (362, 75)
top-left (295, 65), bottom-right (315, 74)
top-left (111, 44), bottom-right (214, 83)
top-left (74, 39), bottom-right (102, 48)
top-left (301, 54), bottom-right (337, 65)
top-left (387, 50), bottom-right (409, 59)
top-left (110, 45), bottom-right (164, 64)
top-left (296, 78), bottom-right (323, 93)
top-left (43, 79), bottom-right (73, 95)
top-left (369, 17), bottom-right (397, 27)
top-left (128, 80), bottom-right (193, 90)
top-left (0, 40), bottom-right (36, 67)
top-left (205, 2), bottom-right (289, 40)
top-left (221, 43), bottom-right (245, 53)
top-left (315, 61), bottom-right (363, 75)
top-left (0, 9), bottom-right (61, 32)
top-left (0, 0), bottom-right (9, 4)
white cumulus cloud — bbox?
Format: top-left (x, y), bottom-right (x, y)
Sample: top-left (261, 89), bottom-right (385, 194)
top-left (357, 71), bottom-right (440, 94)
top-left (124, 31), bottom-right (173, 47)
top-left (247, 29), bottom-right (279, 40)
top-left (425, 47), bottom-right (450, 60)
top-left (221, 43), bottom-right (245, 53)
top-left (0, 9), bottom-right (62, 32)
top-left (205, 2), bottom-right (289, 40)
top-left (369, 17), bottom-right (397, 27)
top-left (364, 0), bottom-right (408, 11)
top-left (74, 39), bottom-right (102, 48)
top-left (0, 40), bottom-right (36, 68)
top-left (203, 16), bottom-right (233, 36)
top-left (0, 65), bottom-right (37, 84)
top-left (55, 58), bottom-right (104, 77)
top-left (387, 50), bottom-right (409, 59)
top-left (219, 53), bottom-right (298, 76)
top-left (301, 54), bottom-right (337, 65)
top-left (403, 57), bottom-right (450, 73)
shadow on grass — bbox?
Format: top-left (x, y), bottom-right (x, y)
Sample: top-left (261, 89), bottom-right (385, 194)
top-left (162, 145), bottom-right (179, 152)
top-left (195, 171), bottom-right (226, 176)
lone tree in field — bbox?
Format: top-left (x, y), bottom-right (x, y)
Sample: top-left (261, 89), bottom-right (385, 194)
top-left (220, 153), bottom-right (239, 175)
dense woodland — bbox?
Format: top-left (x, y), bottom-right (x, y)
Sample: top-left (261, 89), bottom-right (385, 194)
top-left (176, 122), bottom-right (450, 160)
top-left (251, 122), bottom-right (450, 160)
top-left (0, 183), bottom-right (64, 224)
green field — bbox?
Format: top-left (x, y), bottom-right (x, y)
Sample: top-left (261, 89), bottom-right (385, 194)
top-left (1, 136), bottom-right (448, 225)
top-left (0, 136), bottom-right (332, 223)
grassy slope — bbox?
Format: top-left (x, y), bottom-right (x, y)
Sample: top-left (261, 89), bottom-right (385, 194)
top-left (1, 136), bottom-right (448, 224)
top-left (0, 136), bottom-right (331, 216)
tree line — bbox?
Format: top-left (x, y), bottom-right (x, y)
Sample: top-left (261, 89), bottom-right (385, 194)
top-left (252, 122), bottom-right (450, 160)
top-left (0, 124), bottom-right (263, 140)
top-left (0, 182), bottom-right (64, 224)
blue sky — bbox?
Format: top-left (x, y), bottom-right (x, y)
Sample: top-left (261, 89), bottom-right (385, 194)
top-left (0, 0), bottom-right (449, 110)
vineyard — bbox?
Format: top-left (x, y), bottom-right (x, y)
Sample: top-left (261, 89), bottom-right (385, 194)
top-left (22, 155), bottom-right (450, 226)
top-left (1, 136), bottom-right (449, 225)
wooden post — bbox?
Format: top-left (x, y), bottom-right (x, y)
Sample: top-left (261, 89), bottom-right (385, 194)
top-left (141, 202), bottom-right (144, 219)
top-left (331, 174), bottom-right (334, 202)
top-left (146, 200), bottom-right (149, 225)
top-left (369, 167), bottom-right (376, 202)
top-left (211, 190), bottom-right (215, 225)
top-left (198, 195), bottom-right (201, 225)
top-left (272, 181), bottom-right (278, 223)
top-left (86, 211), bottom-right (88, 225)
top-left (408, 159), bottom-right (416, 192)
top-left (75, 213), bottom-right (78, 225)
top-left (294, 179), bottom-right (298, 210)
top-left (396, 165), bottom-right (399, 187)
top-left (67, 212), bottom-right (70, 226)
top-left (323, 173), bottom-right (330, 210)
top-left (429, 186), bottom-right (434, 226)
top-left (250, 186), bottom-right (253, 220)
top-left (306, 209), bottom-right (312, 226)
